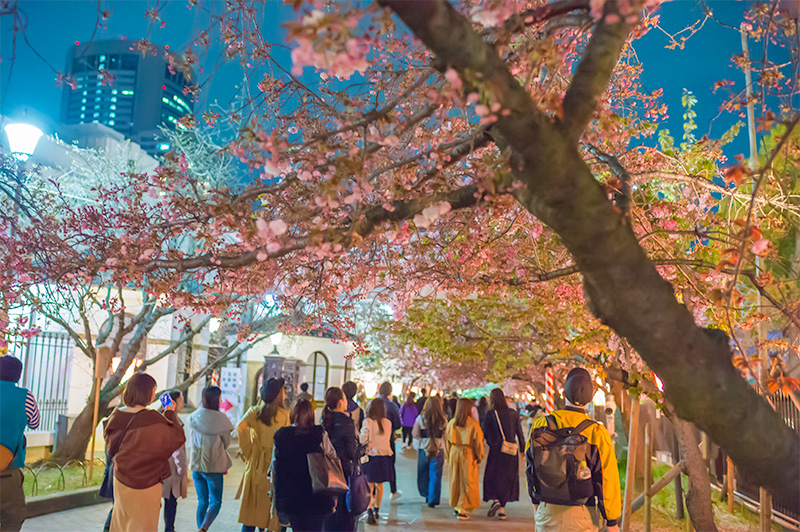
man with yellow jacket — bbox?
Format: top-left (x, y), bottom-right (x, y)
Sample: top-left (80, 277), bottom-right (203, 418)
top-left (526, 368), bottom-right (621, 532)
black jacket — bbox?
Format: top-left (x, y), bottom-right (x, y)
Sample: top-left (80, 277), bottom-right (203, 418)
top-left (323, 411), bottom-right (362, 478)
top-left (273, 425), bottom-right (336, 517)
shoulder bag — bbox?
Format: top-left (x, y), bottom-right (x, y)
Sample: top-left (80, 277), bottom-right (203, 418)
top-left (99, 409), bottom-right (143, 499)
top-left (495, 410), bottom-right (519, 456)
top-left (307, 430), bottom-right (348, 494)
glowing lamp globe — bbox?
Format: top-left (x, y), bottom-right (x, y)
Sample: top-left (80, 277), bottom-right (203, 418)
top-left (4, 123), bottom-right (43, 161)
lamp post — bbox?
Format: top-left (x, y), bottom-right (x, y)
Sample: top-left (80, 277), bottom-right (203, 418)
top-left (4, 123), bottom-right (43, 238)
top-left (262, 332), bottom-right (283, 385)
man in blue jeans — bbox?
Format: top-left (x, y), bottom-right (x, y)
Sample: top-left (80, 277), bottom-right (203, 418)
top-left (0, 356), bottom-right (40, 532)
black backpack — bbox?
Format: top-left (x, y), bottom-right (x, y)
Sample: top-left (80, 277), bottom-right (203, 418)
top-left (527, 415), bottom-right (596, 505)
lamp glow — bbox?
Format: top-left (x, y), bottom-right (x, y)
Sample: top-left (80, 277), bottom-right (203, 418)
top-left (4, 123), bottom-right (43, 161)
top-left (269, 332), bottom-right (283, 346)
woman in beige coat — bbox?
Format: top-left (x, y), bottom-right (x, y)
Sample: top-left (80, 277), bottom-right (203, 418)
top-left (444, 398), bottom-right (484, 520)
top-left (160, 391), bottom-right (188, 532)
top-left (237, 377), bottom-right (290, 532)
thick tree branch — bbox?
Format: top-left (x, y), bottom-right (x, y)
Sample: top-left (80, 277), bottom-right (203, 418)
top-left (561, 2), bottom-right (631, 141)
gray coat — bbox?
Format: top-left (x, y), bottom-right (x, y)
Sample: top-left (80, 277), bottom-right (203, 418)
top-left (188, 408), bottom-right (234, 473)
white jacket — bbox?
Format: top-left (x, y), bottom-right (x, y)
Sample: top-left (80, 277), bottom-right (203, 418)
top-left (359, 417), bottom-right (393, 456)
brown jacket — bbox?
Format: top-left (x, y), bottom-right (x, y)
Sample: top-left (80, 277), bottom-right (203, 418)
top-left (104, 408), bottom-right (186, 490)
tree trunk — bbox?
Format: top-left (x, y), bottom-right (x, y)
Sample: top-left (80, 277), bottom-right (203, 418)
top-left (383, 0), bottom-right (800, 509)
top-left (668, 410), bottom-right (717, 532)
top-left (49, 380), bottom-right (113, 464)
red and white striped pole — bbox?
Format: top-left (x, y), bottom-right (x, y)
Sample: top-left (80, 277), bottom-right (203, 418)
top-left (545, 366), bottom-right (555, 413)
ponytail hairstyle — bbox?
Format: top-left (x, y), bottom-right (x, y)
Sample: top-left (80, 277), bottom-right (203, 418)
top-left (321, 387), bottom-right (345, 431)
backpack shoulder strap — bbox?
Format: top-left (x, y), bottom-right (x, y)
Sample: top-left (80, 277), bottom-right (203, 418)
top-left (545, 415), bottom-right (558, 431)
top-left (569, 418), bottom-right (596, 436)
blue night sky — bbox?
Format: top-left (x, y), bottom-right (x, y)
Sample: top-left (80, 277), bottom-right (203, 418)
top-left (0, 0), bottom-right (754, 157)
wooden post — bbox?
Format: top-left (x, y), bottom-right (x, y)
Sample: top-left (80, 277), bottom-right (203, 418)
top-left (87, 377), bottom-right (101, 480)
top-left (621, 395), bottom-right (640, 532)
top-left (644, 423), bottom-right (652, 532)
top-left (727, 457), bottom-right (734, 514)
top-left (760, 488), bottom-right (772, 532)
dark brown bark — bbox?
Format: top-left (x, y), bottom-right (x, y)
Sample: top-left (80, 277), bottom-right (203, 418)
top-left (49, 380), bottom-right (113, 464)
top-left (382, 0), bottom-right (800, 510)
top-left (668, 412), bottom-right (718, 532)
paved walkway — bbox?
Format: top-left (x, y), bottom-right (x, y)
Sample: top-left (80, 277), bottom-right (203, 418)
top-left (23, 445), bottom-right (536, 531)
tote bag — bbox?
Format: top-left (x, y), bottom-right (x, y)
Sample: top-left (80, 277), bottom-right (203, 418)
top-left (346, 460), bottom-right (370, 514)
top-left (307, 431), bottom-right (348, 494)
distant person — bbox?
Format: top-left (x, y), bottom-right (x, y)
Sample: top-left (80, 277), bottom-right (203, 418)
top-left (104, 372), bottom-right (185, 532)
top-left (412, 395), bottom-right (446, 508)
top-left (0, 356), bottom-right (40, 532)
top-left (378, 381), bottom-right (402, 500)
top-left (415, 388), bottom-right (428, 413)
top-left (297, 382), bottom-right (313, 404)
top-left (482, 388), bottom-right (524, 520)
top-left (399, 392), bottom-right (418, 450)
top-left (360, 398), bottom-right (394, 525)
top-left (322, 387), bottom-right (364, 531)
top-left (476, 396), bottom-right (488, 426)
top-left (237, 377), bottom-right (290, 532)
top-left (526, 368), bottom-right (621, 532)
top-left (272, 399), bottom-right (336, 531)
top-left (445, 398), bottom-right (484, 520)
top-left (342, 380), bottom-right (364, 433)
top-left (188, 386), bottom-right (234, 532)
top-left (160, 390), bottom-right (187, 532)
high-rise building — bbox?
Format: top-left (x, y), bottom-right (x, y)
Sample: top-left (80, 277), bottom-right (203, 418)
top-left (60, 39), bottom-right (195, 156)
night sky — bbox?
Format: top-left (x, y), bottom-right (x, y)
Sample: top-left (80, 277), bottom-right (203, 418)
top-left (0, 0), bottom-right (752, 158)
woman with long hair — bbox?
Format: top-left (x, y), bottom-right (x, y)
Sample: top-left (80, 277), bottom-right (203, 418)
top-left (399, 392), bottom-right (418, 450)
top-left (411, 395), bottom-right (447, 507)
top-left (322, 386), bottom-right (363, 531)
top-left (237, 377), bottom-right (290, 532)
top-left (273, 399), bottom-right (337, 531)
top-left (444, 398), bottom-right (484, 520)
top-left (482, 388), bottom-right (525, 520)
top-left (359, 398), bottom-right (393, 525)
top-left (103, 373), bottom-right (186, 532)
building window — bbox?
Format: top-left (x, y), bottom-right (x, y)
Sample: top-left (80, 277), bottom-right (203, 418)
top-left (310, 351), bottom-right (329, 402)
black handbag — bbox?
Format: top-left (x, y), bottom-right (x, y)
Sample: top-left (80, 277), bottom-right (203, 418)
top-left (307, 431), bottom-right (348, 494)
top-left (346, 460), bottom-right (370, 514)
top-left (99, 410), bottom-right (142, 499)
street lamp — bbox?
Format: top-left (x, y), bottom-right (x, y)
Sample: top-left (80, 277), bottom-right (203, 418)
top-left (261, 332), bottom-right (284, 391)
top-left (4, 123), bottom-right (43, 238)
top-left (4, 123), bottom-right (43, 161)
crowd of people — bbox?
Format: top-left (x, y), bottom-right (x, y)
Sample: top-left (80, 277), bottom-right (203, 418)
top-left (0, 356), bottom-right (621, 532)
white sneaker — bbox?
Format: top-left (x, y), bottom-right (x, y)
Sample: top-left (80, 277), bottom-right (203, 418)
top-left (391, 490), bottom-right (403, 501)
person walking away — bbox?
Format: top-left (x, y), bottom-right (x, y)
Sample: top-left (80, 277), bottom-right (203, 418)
top-left (237, 377), bottom-right (290, 532)
top-left (482, 388), bottom-right (524, 520)
top-left (444, 398), bottom-right (484, 520)
top-left (377, 381), bottom-right (402, 500)
top-left (415, 388), bottom-right (428, 414)
top-left (399, 392), bottom-right (418, 450)
top-left (476, 396), bottom-right (488, 426)
top-left (0, 356), bottom-right (40, 532)
top-left (188, 386), bottom-right (234, 532)
top-left (360, 398), bottom-right (393, 525)
top-left (104, 373), bottom-right (186, 532)
top-left (297, 382), bottom-right (314, 405)
top-left (322, 387), bottom-right (364, 531)
top-left (342, 381), bottom-right (364, 433)
top-left (411, 395), bottom-right (446, 508)
top-left (160, 390), bottom-right (187, 532)
top-left (526, 368), bottom-right (621, 532)
top-left (272, 399), bottom-right (336, 531)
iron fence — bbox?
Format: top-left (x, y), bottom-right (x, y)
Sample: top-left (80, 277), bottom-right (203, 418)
top-left (10, 331), bottom-right (74, 433)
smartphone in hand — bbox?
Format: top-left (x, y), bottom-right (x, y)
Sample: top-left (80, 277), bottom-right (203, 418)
top-left (160, 392), bottom-right (173, 409)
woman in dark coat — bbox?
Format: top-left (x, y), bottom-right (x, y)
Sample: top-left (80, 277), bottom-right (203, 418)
top-left (272, 399), bottom-right (336, 531)
top-left (481, 388), bottom-right (525, 520)
top-left (322, 386), bottom-right (363, 531)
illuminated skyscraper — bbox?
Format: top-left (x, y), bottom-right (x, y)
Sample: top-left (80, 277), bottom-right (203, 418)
top-left (60, 39), bottom-right (195, 156)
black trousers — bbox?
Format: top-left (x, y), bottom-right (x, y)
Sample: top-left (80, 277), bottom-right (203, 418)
top-left (163, 494), bottom-right (178, 532)
top-left (0, 469), bottom-right (25, 532)
top-left (288, 513), bottom-right (325, 531)
top-left (323, 493), bottom-right (358, 531)
top-left (401, 426), bottom-right (413, 447)
top-left (389, 438), bottom-right (397, 493)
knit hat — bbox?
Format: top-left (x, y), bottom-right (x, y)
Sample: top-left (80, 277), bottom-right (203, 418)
top-left (0, 355), bottom-right (22, 383)
top-left (261, 377), bottom-right (285, 404)
top-left (564, 368), bottom-right (593, 406)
